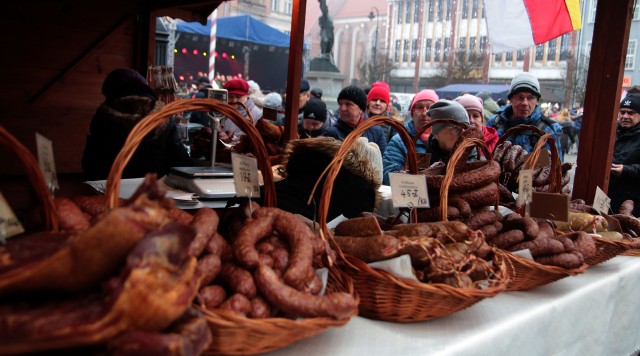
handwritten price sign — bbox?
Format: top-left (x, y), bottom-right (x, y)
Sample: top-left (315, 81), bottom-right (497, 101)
top-left (231, 153), bottom-right (260, 198)
top-left (593, 186), bottom-right (611, 215)
top-left (389, 173), bottom-right (430, 208)
top-left (518, 169), bottom-right (533, 205)
top-left (35, 132), bottom-right (59, 191)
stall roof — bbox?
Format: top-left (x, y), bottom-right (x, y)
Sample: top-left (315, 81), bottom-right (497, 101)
top-left (177, 15), bottom-right (306, 49)
top-left (435, 84), bottom-right (510, 100)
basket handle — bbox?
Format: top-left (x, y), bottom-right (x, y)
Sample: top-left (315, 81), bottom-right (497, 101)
top-left (309, 115), bottom-right (418, 266)
top-left (523, 133), bottom-right (562, 193)
top-left (493, 124), bottom-right (547, 154)
top-left (440, 137), bottom-right (498, 221)
top-left (0, 126), bottom-right (58, 232)
top-left (105, 98), bottom-right (276, 209)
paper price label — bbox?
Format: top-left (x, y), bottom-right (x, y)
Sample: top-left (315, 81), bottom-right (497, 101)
top-left (593, 186), bottom-right (611, 215)
top-left (35, 132), bottom-right (59, 191)
top-left (518, 169), bottom-right (533, 205)
top-left (0, 191), bottom-right (25, 242)
top-left (389, 173), bottom-right (429, 208)
top-left (231, 153), bottom-right (260, 198)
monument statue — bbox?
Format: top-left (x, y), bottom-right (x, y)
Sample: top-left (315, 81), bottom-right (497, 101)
top-left (318, 0), bottom-right (334, 59)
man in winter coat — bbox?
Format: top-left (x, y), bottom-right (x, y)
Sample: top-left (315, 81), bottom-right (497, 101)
top-left (488, 72), bottom-right (564, 161)
top-left (323, 85), bottom-right (387, 154)
top-left (610, 94), bottom-right (640, 216)
top-left (219, 78), bottom-right (263, 141)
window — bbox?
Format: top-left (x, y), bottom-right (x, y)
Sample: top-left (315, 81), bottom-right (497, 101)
top-left (459, 37), bottom-right (466, 50)
top-left (414, 0), bottom-right (420, 23)
top-left (395, 40), bottom-right (401, 61)
top-left (626, 40), bottom-right (637, 70)
top-left (397, 1), bottom-right (404, 24)
top-left (479, 36), bottom-right (487, 50)
top-left (405, 0), bottom-right (412, 23)
top-left (469, 36), bottom-right (477, 51)
top-left (535, 43), bottom-right (545, 61)
top-left (634, 3), bottom-right (640, 20)
top-left (443, 37), bottom-right (450, 61)
top-left (548, 37), bottom-right (558, 59)
top-left (589, 0), bottom-right (597, 23)
top-left (425, 38), bottom-right (432, 60)
top-left (403, 39), bottom-right (409, 61)
top-left (446, 0), bottom-right (453, 21)
top-left (471, 0), bottom-right (479, 19)
top-left (435, 38), bottom-right (442, 60)
top-left (516, 49), bottom-right (525, 61)
top-left (436, 0), bottom-right (444, 21)
top-left (284, 0), bottom-right (292, 14)
top-left (560, 33), bottom-right (572, 60)
top-left (411, 39), bottom-right (418, 61)
top-left (271, 0), bottom-right (278, 12)
top-left (427, 0), bottom-right (434, 22)
top-left (462, 0), bottom-right (469, 19)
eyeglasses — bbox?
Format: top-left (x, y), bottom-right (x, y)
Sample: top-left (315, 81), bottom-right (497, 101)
top-left (413, 105), bottom-right (429, 111)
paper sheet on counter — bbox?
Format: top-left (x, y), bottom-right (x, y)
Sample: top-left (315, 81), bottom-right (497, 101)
top-left (84, 177), bottom-right (204, 208)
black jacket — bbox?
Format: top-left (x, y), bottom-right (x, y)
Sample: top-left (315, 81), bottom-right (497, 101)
top-left (323, 118), bottom-right (387, 154)
top-left (609, 123), bottom-right (640, 216)
top-left (82, 96), bottom-right (191, 180)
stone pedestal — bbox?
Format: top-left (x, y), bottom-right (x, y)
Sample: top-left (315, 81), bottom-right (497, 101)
top-left (306, 56), bottom-right (345, 111)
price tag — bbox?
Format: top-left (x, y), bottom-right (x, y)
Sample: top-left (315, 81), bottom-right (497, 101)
top-left (231, 153), bottom-right (260, 198)
top-left (35, 132), bottom-right (59, 191)
top-left (389, 173), bottom-right (429, 208)
top-left (517, 169), bottom-right (533, 205)
top-left (0, 191), bottom-right (25, 242)
top-left (592, 186), bottom-right (611, 215)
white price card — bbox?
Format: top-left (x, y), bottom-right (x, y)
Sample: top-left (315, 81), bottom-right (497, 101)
top-left (389, 172), bottom-right (429, 208)
top-left (593, 186), bottom-right (611, 215)
top-left (231, 153), bottom-right (260, 198)
top-left (35, 132), bottom-right (59, 191)
top-left (518, 169), bottom-right (533, 205)
top-left (0, 191), bottom-right (25, 242)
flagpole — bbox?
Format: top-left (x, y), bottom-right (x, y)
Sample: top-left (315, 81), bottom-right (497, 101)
top-left (209, 10), bottom-right (218, 83)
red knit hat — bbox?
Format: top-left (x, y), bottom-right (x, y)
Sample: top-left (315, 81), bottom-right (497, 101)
top-left (367, 84), bottom-right (390, 104)
top-left (223, 78), bottom-right (249, 96)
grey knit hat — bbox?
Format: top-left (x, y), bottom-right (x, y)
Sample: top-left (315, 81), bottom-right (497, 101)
top-left (427, 99), bottom-right (470, 135)
top-left (508, 72), bottom-right (541, 99)
top-left (338, 86), bottom-right (367, 111)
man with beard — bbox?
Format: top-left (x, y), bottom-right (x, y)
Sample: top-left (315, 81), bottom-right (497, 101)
top-left (298, 98), bottom-right (329, 138)
top-left (488, 72), bottom-right (563, 161)
top-left (609, 94), bottom-right (640, 216)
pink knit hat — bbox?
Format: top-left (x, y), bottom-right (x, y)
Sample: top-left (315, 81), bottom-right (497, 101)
top-left (454, 94), bottom-right (484, 114)
top-left (410, 89), bottom-right (440, 112)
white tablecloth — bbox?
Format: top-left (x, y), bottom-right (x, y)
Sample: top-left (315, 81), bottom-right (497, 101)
top-left (267, 256), bottom-right (640, 356)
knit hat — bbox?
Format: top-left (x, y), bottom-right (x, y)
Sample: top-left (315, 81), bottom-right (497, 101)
top-left (371, 81), bottom-right (391, 92)
top-left (427, 99), bottom-right (470, 135)
top-left (410, 89), bottom-right (440, 112)
top-left (475, 90), bottom-right (491, 101)
top-left (454, 94), bottom-right (484, 114)
top-left (300, 78), bottom-right (311, 93)
top-left (620, 94), bottom-right (640, 114)
top-left (338, 86), bottom-right (367, 111)
top-left (310, 87), bottom-right (323, 99)
top-left (224, 78), bottom-right (250, 96)
top-left (508, 72), bottom-right (541, 99)
top-left (263, 92), bottom-right (283, 109)
top-left (303, 98), bottom-right (327, 122)
top-left (101, 68), bottom-right (157, 102)
top-left (367, 83), bottom-right (391, 104)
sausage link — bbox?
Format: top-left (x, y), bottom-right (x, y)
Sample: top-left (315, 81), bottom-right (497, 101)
top-left (188, 208), bottom-right (219, 257)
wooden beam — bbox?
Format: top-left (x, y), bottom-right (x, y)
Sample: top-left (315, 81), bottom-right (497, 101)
top-left (283, 0), bottom-right (307, 141)
top-left (572, 0), bottom-right (634, 204)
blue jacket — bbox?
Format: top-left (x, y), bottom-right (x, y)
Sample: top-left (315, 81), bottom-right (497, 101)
top-left (488, 104), bottom-right (564, 161)
top-left (382, 121), bottom-right (428, 185)
top-left (323, 118), bottom-right (387, 154)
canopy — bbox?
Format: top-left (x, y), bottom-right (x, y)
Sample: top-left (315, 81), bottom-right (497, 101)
top-left (177, 15), bottom-right (301, 49)
top-left (435, 84), bottom-right (510, 101)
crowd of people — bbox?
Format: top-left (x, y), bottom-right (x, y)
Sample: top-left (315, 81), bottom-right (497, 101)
top-left (81, 68), bottom-right (638, 218)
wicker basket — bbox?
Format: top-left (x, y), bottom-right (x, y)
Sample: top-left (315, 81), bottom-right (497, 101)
top-left (586, 235), bottom-right (628, 265)
top-left (0, 126), bottom-right (58, 232)
top-left (491, 132), bottom-right (589, 290)
top-left (104, 98), bottom-right (358, 354)
top-left (316, 117), bottom-right (509, 322)
top-left (104, 98), bottom-right (276, 209)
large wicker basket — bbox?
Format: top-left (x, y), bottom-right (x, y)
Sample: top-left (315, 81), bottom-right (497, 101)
top-left (490, 131), bottom-right (590, 290)
top-left (316, 117), bottom-right (509, 322)
top-left (108, 98), bottom-right (357, 355)
top-left (0, 125), bottom-right (58, 232)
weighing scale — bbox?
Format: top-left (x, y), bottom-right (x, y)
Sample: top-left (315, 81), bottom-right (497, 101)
top-left (164, 114), bottom-right (237, 199)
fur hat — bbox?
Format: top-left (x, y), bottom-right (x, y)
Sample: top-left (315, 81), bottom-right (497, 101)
top-left (102, 68), bottom-right (157, 102)
top-left (620, 94), bottom-right (640, 114)
top-left (303, 98), bottom-right (327, 122)
top-left (427, 99), bottom-right (470, 135)
top-left (410, 89), bottom-right (440, 112)
top-left (338, 86), bottom-right (367, 111)
top-left (223, 78), bottom-right (249, 96)
top-left (367, 83), bottom-right (391, 104)
top-left (454, 94), bottom-right (484, 114)
top-left (508, 72), bottom-right (541, 99)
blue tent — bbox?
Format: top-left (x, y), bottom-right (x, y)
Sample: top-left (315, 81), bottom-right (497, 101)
top-left (177, 15), bottom-right (301, 49)
top-left (435, 84), bottom-right (510, 101)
